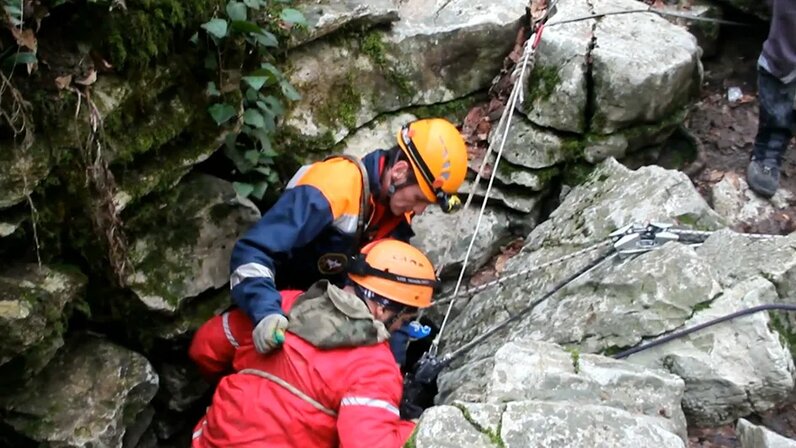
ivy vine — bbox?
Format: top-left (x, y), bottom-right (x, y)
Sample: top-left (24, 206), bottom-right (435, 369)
top-left (196, 0), bottom-right (306, 199)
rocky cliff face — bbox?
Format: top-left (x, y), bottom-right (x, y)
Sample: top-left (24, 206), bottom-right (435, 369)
top-left (1, 0), bottom-right (777, 446)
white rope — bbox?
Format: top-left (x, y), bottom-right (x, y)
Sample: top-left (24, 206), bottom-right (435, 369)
top-left (430, 33), bottom-right (542, 357)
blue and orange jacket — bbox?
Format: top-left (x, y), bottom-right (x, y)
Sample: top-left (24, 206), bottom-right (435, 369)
top-left (230, 150), bottom-right (414, 324)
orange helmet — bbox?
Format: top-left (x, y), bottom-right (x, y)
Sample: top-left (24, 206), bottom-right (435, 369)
top-left (348, 239), bottom-right (437, 309)
top-left (396, 118), bottom-right (468, 213)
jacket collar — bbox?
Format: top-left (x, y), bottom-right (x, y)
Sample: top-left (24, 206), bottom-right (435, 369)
top-left (362, 149), bottom-right (388, 200)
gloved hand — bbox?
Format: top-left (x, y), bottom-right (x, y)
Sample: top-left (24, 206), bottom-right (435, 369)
top-left (253, 314), bottom-right (289, 354)
top-left (404, 321), bottom-right (432, 341)
top-left (391, 321), bottom-right (432, 366)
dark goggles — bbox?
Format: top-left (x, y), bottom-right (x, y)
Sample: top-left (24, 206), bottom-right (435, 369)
top-left (400, 125), bottom-right (462, 214)
top-left (353, 283), bottom-right (419, 316)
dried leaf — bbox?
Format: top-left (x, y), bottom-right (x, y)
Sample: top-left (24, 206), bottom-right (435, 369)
top-left (11, 28), bottom-right (37, 51)
top-left (91, 51), bottom-right (114, 71)
top-left (75, 69), bottom-right (97, 86)
top-left (55, 74), bottom-right (72, 90)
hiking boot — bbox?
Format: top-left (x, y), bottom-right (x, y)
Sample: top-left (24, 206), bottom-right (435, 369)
top-left (746, 158), bottom-right (780, 199)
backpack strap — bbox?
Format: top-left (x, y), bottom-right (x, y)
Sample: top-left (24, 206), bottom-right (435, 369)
top-left (323, 154), bottom-right (371, 249)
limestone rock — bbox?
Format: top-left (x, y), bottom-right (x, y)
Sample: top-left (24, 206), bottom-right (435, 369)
top-left (412, 405), bottom-right (495, 448)
top-left (709, 172), bottom-right (795, 229)
top-left (520, 0), bottom-right (593, 133)
top-left (124, 174), bottom-right (260, 313)
top-left (412, 205), bottom-right (514, 277)
top-left (500, 401), bottom-right (685, 448)
top-left (627, 278), bottom-right (795, 426)
top-left (590, 0), bottom-right (701, 133)
top-left (290, 0), bottom-right (400, 48)
top-left (737, 419), bottom-right (796, 448)
top-left (438, 339), bottom-right (687, 439)
top-left (282, 0), bottom-right (527, 149)
top-left (0, 264), bottom-right (86, 379)
top-left (1, 335), bottom-right (159, 448)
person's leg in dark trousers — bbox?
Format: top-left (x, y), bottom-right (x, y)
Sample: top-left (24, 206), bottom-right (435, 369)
top-left (747, 67), bottom-right (796, 198)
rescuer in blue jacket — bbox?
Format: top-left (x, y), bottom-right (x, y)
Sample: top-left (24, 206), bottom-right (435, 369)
top-left (229, 118), bottom-right (469, 356)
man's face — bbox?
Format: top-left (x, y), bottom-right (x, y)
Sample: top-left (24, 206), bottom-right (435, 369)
top-left (389, 184), bottom-right (432, 216)
top-left (387, 160), bottom-right (434, 216)
top-left (380, 308), bottom-right (418, 333)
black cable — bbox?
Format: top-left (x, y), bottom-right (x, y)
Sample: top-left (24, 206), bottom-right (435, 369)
top-left (613, 304), bottom-right (796, 359)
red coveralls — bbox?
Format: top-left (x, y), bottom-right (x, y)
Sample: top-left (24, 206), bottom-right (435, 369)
top-left (189, 291), bottom-right (415, 448)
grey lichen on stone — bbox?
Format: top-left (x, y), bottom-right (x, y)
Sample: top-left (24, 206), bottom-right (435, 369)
top-left (0, 264), bottom-right (87, 374)
top-left (0, 335), bottom-right (159, 448)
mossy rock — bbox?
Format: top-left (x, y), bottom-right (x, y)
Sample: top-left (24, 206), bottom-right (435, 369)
top-left (0, 264), bottom-right (87, 383)
top-left (104, 92), bottom-right (197, 165)
top-left (72, 0), bottom-right (223, 71)
top-left (281, 1), bottom-right (526, 154)
top-left (140, 288), bottom-right (230, 345)
top-left (0, 334), bottom-right (158, 448)
top-left (0, 140), bottom-right (57, 210)
top-left (123, 174), bottom-right (260, 313)
top-left (112, 116), bottom-right (225, 211)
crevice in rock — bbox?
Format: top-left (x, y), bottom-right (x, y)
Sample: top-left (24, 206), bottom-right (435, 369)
top-left (583, 0), bottom-right (598, 135)
top-left (599, 290), bottom-right (723, 358)
top-left (452, 403), bottom-right (507, 448)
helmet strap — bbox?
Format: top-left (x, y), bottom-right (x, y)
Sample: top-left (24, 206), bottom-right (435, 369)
top-left (348, 254), bottom-right (439, 288)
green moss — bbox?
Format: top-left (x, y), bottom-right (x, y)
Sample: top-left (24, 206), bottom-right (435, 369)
top-left (359, 29), bottom-right (413, 100)
top-left (275, 127), bottom-right (338, 159)
top-left (768, 312), bottom-right (796, 357)
top-left (674, 213), bottom-right (714, 231)
top-left (105, 94), bottom-right (196, 164)
top-left (113, 117), bottom-right (221, 205)
top-left (599, 345), bottom-right (630, 357)
top-left (560, 138), bottom-right (586, 161)
top-left (403, 428), bottom-right (417, 448)
top-left (692, 300), bottom-right (713, 313)
top-left (565, 347), bottom-right (581, 374)
top-left (453, 403), bottom-right (506, 448)
top-left (362, 31), bottom-right (388, 67)
top-left (561, 161), bottom-right (595, 186)
top-left (527, 64), bottom-right (561, 104)
top-left (409, 93), bottom-right (484, 123)
top-left (534, 166), bottom-right (560, 185)
top-left (87, 0), bottom-right (223, 71)
top-left (622, 109), bottom-right (688, 145)
top-left (122, 182), bottom-right (206, 306)
top-left (316, 73), bottom-right (361, 130)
